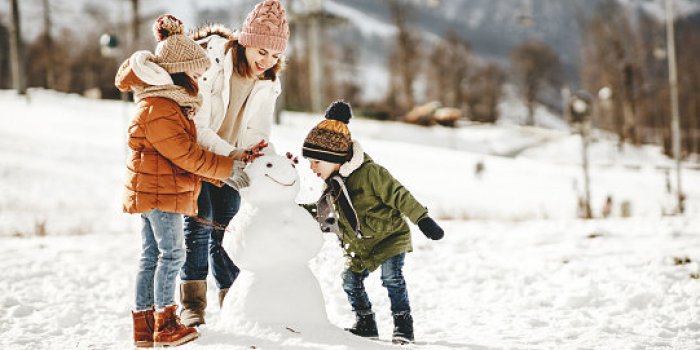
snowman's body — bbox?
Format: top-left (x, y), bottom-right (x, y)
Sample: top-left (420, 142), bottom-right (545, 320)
top-left (221, 154), bottom-right (328, 328)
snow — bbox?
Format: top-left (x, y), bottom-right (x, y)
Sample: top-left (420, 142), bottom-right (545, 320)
top-left (625, 0), bottom-right (700, 21)
top-left (325, 1), bottom-right (397, 38)
top-left (1, 89), bottom-right (700, 349)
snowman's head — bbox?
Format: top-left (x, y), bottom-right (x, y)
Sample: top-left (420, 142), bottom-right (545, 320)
top-left (240, 153), bottom-right (300, 205)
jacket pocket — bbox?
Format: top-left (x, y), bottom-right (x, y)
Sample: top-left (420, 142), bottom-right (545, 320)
top-left (363, 211), bottom-right (399, 234)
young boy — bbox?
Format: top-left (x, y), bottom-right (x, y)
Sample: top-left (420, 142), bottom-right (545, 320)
top-left (301, 101), bottom-right (444, 345)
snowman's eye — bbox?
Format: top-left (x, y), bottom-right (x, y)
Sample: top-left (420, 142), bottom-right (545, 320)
top-left (266, 163), bottom-right (273, 168)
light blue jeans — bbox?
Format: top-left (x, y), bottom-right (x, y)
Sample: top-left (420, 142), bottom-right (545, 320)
top-left (135, 209), bottom-right (186, 310)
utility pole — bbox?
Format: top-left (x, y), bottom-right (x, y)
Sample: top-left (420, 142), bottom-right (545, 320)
top-left (42, 0), bottom-right (55, 89)
top-left (569, 91), bottom-right (594, 219)
top-left (665, 0), bottom-right (683, 214)
top-left (9, 0), bottom-right (26, 95)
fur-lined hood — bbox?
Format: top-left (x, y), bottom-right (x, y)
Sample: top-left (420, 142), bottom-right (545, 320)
top-left (115, 51), bottom-right (172, 92)
top-left (191, 23), bottom-right (237, 42)
top-left (339, 141), bottom-right (365, 177)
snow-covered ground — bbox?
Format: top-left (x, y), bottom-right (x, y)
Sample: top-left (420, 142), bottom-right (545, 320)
top-left (1, 90), bottom-right (700, 349)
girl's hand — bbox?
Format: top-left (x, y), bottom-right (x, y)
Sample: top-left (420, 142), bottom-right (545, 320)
top-left (228, 140), bottom-right (269, 163)
top-left (241, 140), bottom-right (268, 163)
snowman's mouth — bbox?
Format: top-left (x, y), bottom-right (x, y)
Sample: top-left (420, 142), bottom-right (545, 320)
top-left (265, 174), bottom-right (296, 187)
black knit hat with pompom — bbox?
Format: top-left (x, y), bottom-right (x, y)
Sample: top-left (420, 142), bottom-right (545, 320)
top-left (302, 100), bottom-right (353, 164)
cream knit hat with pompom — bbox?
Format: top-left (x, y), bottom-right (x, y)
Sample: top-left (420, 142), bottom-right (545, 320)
top-left (152, 14), bottom-right (211, 74)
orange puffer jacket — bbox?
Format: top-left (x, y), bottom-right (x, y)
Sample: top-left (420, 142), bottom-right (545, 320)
top-left (116, 56), bottom-right (234, 216)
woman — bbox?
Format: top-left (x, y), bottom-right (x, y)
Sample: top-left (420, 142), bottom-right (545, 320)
top-left (179, 0), bottom-right (290, 327)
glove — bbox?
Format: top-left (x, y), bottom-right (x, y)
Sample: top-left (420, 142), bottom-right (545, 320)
top-left (223, 161), bottom-right (249, 190)
top-left (417, 217), bottom-right (444, 240)
top-left (228, 140), bottom-right (269, 163)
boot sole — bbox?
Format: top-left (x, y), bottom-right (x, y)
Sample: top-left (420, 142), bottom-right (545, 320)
top-left (391, 336), bottom-right (414, 345)
top-left (154, 332), bottom-right (199, 347)
top-left (134, 341), bottom-right (154, 348)
top-left (344, 327), bottom-right (378, 338)
top-left (181, 319), bottom-right (205, 328)
top-left (180, 312), bottom-right (206, 328)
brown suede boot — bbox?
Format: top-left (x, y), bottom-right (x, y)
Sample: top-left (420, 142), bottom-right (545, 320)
top-left (153, 305), bottom-right (199, 347)
top-left (218, 288), bottom-right (229, 309)
top-left (180, 280), bottom-right (207, 327)
top-left (132, 308), bottom-right (155, 348)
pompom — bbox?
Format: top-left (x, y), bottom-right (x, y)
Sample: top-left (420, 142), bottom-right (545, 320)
top-left (153, 14), bottom-right (184, 42)
top-left (324, 100), bottom-right (352, 124)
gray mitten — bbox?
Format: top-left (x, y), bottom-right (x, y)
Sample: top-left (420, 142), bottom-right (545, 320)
top-left (223, 160), bottom-right (249, 190)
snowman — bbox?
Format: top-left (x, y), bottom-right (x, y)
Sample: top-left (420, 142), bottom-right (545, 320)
top-left (220, 152), bottom-right (328, 330)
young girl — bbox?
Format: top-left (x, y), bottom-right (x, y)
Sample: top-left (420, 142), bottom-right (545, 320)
top-left (115, 15), bottom-right (253, 348)
top-left (302, 101), bottom-right (445, 345)
top-left (178, 0), bottom-right (290, 327)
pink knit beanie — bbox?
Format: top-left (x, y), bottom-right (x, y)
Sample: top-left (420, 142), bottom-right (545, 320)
top-left (239, 0), bottom-right (290, 52)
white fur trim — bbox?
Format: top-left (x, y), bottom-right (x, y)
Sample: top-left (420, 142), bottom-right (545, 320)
top-left (130, 51), bottom-right (173, 86)
top-left (339, 140), bottom-right (364, 177)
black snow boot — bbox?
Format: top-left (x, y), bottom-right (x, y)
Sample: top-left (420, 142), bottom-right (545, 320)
top-left (345, 312), bottom-right (379, 338)
top-left (392, 313), bottom-right (414, 344)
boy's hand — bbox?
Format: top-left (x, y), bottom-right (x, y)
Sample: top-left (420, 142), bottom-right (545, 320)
top-left (418, 217), bottom-right (444, 240)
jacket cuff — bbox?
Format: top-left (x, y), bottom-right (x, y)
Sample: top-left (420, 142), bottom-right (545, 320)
top-left (214, 140), bottom-right (236, 157)
top-left (407, 207), bottom-right (429, 225)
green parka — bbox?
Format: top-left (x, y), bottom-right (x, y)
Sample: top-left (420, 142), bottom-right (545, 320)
top-left (307, 141), bottom-right (428, 272)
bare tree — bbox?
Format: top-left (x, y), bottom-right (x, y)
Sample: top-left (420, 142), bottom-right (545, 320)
top-left (321, 34), bottom-right (338, 108)
top-left (580, 1), bottom-right (700, 159)
top-left (130, 0), bottom-right (140, 51)
top-left (282, 11), bottom-right (311, 111)
top-left (387, 0), bottom-right (421, 114)
top-left (510, 40), bottom-right (560, 126)
top-left (675, 14), bottom-right (700, 158)
top-left (42, 0), bottom-right (55, 89)
top-left (466, 63), bottom-right (507, 123)
top-left (337, 43), bottom-right (361, 107)
top-left (428, 29), bottom-right (471, 111)
top-left (9, 0), bottom-right (27, 95)
top-left (0, 23), bottom-right (9, 89)
top-left (580, 1), bottom-right (643, 145)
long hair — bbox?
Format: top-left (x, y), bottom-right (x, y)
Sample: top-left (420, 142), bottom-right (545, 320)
top-left (170, 73), bottom-right (198, 96)
top-left (225, 40), bottom-right (285, 81)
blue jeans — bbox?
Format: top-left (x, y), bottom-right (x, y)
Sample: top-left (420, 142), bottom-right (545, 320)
top-left (180, 182), bottom-right (241, 289)
top-left (342, 253), bottom-right (411, 315)
top-left (135, 209), bottom-right (186, 310)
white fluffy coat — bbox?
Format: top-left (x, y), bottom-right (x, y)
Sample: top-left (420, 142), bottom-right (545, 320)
top-left (194, 35), bottom-right (281, 156)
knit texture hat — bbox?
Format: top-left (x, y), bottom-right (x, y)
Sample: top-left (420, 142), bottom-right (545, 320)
top-left (239, 0), bottom-right (290, 52)
top-left (303, 101), bottom-right (353, 164)
top-left (152, 14), bottom-right (211, 74)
